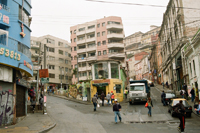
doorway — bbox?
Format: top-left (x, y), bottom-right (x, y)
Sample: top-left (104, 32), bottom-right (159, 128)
top-left (97, 86), bottom-right (106, 97)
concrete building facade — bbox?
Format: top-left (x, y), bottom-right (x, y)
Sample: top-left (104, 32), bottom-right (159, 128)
top-left (0, 0), bottom-right (32, 126)
top-left (30, 35), bottom-right (72, 90)
top-left (159, 0), bottom-right (200, 91)
top-left (70, 16), bottom-right (125, 84)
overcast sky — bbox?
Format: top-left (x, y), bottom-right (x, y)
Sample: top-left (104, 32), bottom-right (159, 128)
top-left (30, 0), bottom-right (169, 42)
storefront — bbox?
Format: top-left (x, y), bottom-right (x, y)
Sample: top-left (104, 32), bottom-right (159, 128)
top-left (90, 60), bottom-right (124, 102)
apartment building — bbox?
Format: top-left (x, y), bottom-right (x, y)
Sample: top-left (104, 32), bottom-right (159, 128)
top-left (70, 16), bottom-right (125, 84)
top-left (159, 0), bottom-right (200, 91)
top-left (30, 35), bottom-right (72, 89)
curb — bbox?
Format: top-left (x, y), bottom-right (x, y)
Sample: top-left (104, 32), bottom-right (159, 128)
top-left (38, 122), bottom-right (56, 133)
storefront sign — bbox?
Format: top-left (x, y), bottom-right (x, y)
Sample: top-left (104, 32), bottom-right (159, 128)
top-left (0, 3), bottom-right (10, 12)
top-left (93, 79), bottom-right (110, 84)
top-left (16, 78), bottom-right (30, 88)
top-left (41, 78), bottom-right (49, 83)
top-left (24, 60), bottom-right (32, 70)
top-left (39, 69), bottom-right (49, 78)
top-left (33, 66), bottom-right (41, 70)
top-left (92, 83), bottom-right (109, 87)
top-left (0, 47), bottom-right (21, 61)
top-left (3, 15), bottom-right (9, 24)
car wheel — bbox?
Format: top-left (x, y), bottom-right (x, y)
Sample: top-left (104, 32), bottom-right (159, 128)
top-left (171, 110), bottom-right (174, 117)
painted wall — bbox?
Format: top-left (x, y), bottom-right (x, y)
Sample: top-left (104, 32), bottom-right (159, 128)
top-left (0, 0), bottom-right (33, 76)
top-left (0, 82), bottom-right (15, 126)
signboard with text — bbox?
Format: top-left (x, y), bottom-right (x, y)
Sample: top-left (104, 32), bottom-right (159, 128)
top-left (41, 78), bottom-right (49, 83)
top-left (39, 69), bottom-right (49, 78)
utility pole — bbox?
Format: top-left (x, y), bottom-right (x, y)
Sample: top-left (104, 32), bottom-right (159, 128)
top-left (36, 42), bottom-right (41, 102)
top-left (43, 44), bottom-right (47, 114)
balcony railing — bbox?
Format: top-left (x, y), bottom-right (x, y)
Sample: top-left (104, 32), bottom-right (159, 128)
top-left (77, 48), bottom-right (86, 54)
top-left (106, 24), bottom-right (123, 30)
top-left (86, 37), bottom-right (95, 43)
top-left (31, 44), bottom-right (40, 49)
top-left (79, 76), bottom-right (87, 81)
top-left (77, 39), bottom-right (86, 45)
top-left (86, 28), bottom-right (95, 34)
top-left (107, 33), bottom-right (124, 39)
top-left (108, 43), bottom-right (124, 49)
top-left (87, 46), bottom-right (96, 52)
top-left (76, 30), bottom-right (85, 36)
top-left (108, 52), bottom-right (125, 59)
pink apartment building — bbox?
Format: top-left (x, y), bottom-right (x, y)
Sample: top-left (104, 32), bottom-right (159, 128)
top-left (70, 16), bottom-right (125, 84)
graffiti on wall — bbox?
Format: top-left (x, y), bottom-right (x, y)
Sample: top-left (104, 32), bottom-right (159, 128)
top-left (0, 86), bottom-right (14, 126)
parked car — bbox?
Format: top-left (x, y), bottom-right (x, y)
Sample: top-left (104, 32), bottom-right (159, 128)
top-left (168, 98), bottom-right (192, 117)
top-left (162, 93), bottom-right (176, 105)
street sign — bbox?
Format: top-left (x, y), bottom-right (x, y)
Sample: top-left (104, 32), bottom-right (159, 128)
top-left (41, 78), bottom-right (49, 83)
top-left (33, 66), bottom-right (41, 70)
top-left (39, 69), bottom-right (49, 78)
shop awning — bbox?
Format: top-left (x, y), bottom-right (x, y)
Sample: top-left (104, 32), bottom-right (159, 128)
top-left (92, 83), bottom-right (109, 87)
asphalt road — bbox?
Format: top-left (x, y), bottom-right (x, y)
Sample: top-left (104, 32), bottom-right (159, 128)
top-left (46, 86), bottom-right (200, 133)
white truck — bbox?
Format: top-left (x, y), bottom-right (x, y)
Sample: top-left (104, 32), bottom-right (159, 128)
top-left (127, 80), bottom-right (150, 104)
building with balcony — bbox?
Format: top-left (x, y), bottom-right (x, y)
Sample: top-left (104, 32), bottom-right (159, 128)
top-left (30, 35), bottom-right (72, 90)
top-left (70, 16), bottom-right (125, 84)
top-left (0, 0), bottom-right (32, 126)
top-left (159, 0), bottom-right (200, 91)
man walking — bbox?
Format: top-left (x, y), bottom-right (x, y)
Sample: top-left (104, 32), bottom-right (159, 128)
top-left (92, 94), bottom-right (97, 111)
top-left (106, 92), bottom-right (111, 105)
top-left (173, 100), bottom-right (186, 133)
top-left (101, 91), bottom-right (105, 106)
top-left (161, 91), bottom-right (166, 106)
top-left (190, 88), bottom-right (195, 102)
top-left (113, 99), bottom-right (122, 124)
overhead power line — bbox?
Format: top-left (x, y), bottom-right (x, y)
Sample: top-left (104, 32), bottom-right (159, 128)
top-left (86, 0), bottom-right (200, 10)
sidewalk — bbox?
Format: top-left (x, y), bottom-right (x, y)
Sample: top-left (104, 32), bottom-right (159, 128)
top-left (154, 83), bottom-right (200, 117)
top-left (0, 113), bottom-right (56, 133)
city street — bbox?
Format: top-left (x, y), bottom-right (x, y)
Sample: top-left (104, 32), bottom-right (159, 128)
top-left (46, 86), bottom-right (200, 133)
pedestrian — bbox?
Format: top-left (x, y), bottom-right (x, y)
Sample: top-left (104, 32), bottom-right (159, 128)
top-left (195, 101), bottom-right (200, 115)
top-left (183, 83), bottom-right (188, 92)
top-left (146, 98), bottom-right (153, 116)
top-left (185, 90), bottom-right (188, 100)
top-left (111, 93), bottom-right (115, 105)
top-left (52, 88), bottom-right (54, 94)
top-left (92, 94), bottom-right (98, 111)
top-left (173, 100), bottom-right (186, 132)
top-left (106, 92), bottom-right (111, 105)
top-left (95, 92), bottom-right (98, 98)
top-left (101, 91), bottom-right (105, 106)
top-left (180, 89), bottom-right (185, 98)
top-left (194, 96), bottom-right (199, 109)
top-left (190, 88), bottom-right (195, 102)
top-left (30, 96), bottom-right (36, 113)
top-left (166, 81), bottom-right (169, 88)
top-left (162, 81), bottom-right (165, 89)
top-left (161, 91), bottom-right (166, 106)
top-left (124, 88), bottom-right (128, 100)
top-left (39, 93), bottom-right (44, 110)
top-left (113, 99), bottom-right (122, 124)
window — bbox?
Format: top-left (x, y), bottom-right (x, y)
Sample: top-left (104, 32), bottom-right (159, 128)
top-left (18, 6), bottom-right (30, 26)
top-left (116, 84), bottom-right (121, 93)
top-left (88, 43), bottom-right (95, 48)
top-left (130, 86), bottom-right (144, 91)
top-left (74, 38), bottom-right (76, 42)
top-left (71, 65), bottom-right (73, 68)
top-left (65, 52), bottom-right (68, 56)
top-left (78, 27), bottom-right (85, 32)
top-left (48, 56), bottom-right (55, 61)
top-left (59, 50), bottom-right (63, 55)
top-left (79, 45), bottom-right (86, 49)
top-left (88, 25), bottom-right (95, 29)
top-left (109, 49), bottom-right (118, 53)
top-left (103, 50), bottom-right (107, 55)
top-left (71, 56), bottom-right (73, 60)
top-left (70, 31), bottom-right (72, 35)
top-left (48, 65), bottom-right (55, 70)
top-left (102, 31), bottom-right (105, 36)
top-left (71, 39), bottom-right (72, 43)
top-left (97, 32), bottom-right (100, 37)
top-left (79, 54), bottom-right (86, 58)
top-left (49, 73), bottom-right (55, 78)
top-left (46, 38), bottom-right (55, 44)
top-left (98, 42), bottom-right (101, 46)
top-left (97, 23), bottom-right (100, 28)
top-left (65, 76), bottom-right (68, 80)
top-left (58, 42), bottom-right (63, 46)
top-left (102, 22), bottom-right (105, 27)
top-left (193, 60), bottom-right (196, 76)
top-left (75, 64), bottom-right (77, 68)
top-left (65, 60), bottom-right (68, 64)
top-left (98, 51), bottom-right (101, 56)
top-left (78, 36), bottom-right (85, 41)
top-left (189, 63), bottom-right (192, 76)
top-left (94, 62), bottom-right (108, 79)
top-left (88, 34), bottom-right (95, 38)
top-left (107, 21), bottom-right (120, 25)
top-left (65, 67), bottom-right (68, 72)
top-left (47, 47), bottom-right (55, 52)
top-left (68, 54), bottom-right (71, 57)
top-left (88, 52), bottom-right (95, 57)
top-left (111, 63), bottom-right (119, 79)
top-left (74, 47), bottom-right (77, 51)
top-left (59, 58), bottom-right (64, 63)
top-left (59, 75), bottom-right (64, 79)
top-left (82, 63), bottom-right (86, 67)
top-left (102, 40), bottom-right (106, 45)
top-left (74, 30), bottom-right (76, 34)
top-left (18, 42), bottom-right (31, 58)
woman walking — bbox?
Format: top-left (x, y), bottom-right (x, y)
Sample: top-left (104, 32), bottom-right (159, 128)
top-left (147, 98), bottom-right (153, 117)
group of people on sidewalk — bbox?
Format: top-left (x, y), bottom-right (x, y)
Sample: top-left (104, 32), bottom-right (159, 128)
top-left (92, 91), bottom-right (122, 124)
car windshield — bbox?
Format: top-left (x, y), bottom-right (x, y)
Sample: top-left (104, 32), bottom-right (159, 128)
top-left (166, 93), bottom-right (175, 98)
top-left (130, 86), bottom-right (144, 91)
top-left (173, 100), bottom-right (190, 106)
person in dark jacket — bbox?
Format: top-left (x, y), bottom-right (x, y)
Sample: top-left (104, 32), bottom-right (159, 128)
top-left (101, 91), bottom-right (105, 106)
top-left (161, 91), bottom-right (166, 106)
top-left (92, 95), bottom-right (98, 111)
top-left (113, 99), bottom-right (121, 124)
top-left (147, 98), bottom-right (153, 116)
top-left (30, 96), bottom-right (36, 113)
top-left (190, 88), bottom-right (195, 102)
top-left (173, 100), bottom-right (186, 132)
